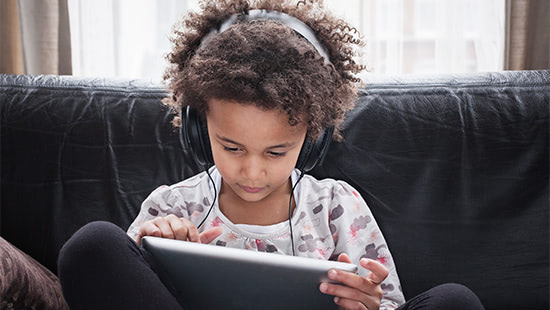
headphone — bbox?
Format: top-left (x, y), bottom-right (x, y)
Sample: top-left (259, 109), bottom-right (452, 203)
top-left (181, 105), bottom-right (333, 172)
top-left (182, 9), bottom-right (334, 172)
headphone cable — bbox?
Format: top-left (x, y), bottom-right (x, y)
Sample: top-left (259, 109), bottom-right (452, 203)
top-left (289, 170), bottom-right (305, 256)
top-left (198, 167), bottom-right (304, 256)
top-left (197, 168), bottom-right (217, 230)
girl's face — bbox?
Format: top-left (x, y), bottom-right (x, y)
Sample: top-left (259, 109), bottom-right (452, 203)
top-left (206, 98), bottom-right (307, 204)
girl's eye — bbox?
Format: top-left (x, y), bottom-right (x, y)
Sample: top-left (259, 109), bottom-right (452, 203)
top-left (268, 151), bottom-right (285, 157)
top-left (223, 146), bottom-right (240, 152)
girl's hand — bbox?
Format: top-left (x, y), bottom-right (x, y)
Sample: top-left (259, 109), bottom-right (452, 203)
top-left (320, 253), bottom-right (389, 310)
top-left (136, 214), bottom-right (222, 245)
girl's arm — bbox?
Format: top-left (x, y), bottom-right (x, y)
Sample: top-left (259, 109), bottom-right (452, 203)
top-left (127, 183), bottom-right (221, 244)
top-left (321, 181), bottom-right (405, 309)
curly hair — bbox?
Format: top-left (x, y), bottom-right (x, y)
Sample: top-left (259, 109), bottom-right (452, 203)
top-left (163, 0), bottom-right (364, 140)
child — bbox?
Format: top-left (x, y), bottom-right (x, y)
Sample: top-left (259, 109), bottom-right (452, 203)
top-left (58, 1), bottom-right (484, 309)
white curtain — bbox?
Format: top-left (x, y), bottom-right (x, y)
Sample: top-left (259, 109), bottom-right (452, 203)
top-left (324, 0), bottom-right (505, 76)
top-left (68, 0), bottom-right (505, 81)
top-left (68, 0), bottom-right (199, 81)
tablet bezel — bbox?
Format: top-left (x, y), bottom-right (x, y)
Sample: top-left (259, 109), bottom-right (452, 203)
top-left (142, 236), bottom-right (358, 310)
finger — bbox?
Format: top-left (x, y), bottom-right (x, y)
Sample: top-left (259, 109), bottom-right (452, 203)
top-left (176, 217), bottom-right (200, 242)
top-left (137, 221), bottom-right (162, 245)
top-left (325, 268), bottom-right (384, 309)
top-left (320, 281), bottom-right (372, 309)
top-left (337, 253), bottom-right (353, 264)
top-left (333, 296), bottom-right (368, 310)
top-left (321, 280), bottom-right (381, 310)
top-left (166, 215), bottom-right (190, 241)
top-left (200, 227), bottom-right (223, 244)
top-left (360, 258), bottom-right (389, 285)
top-left (327, 267), bottom-right (372, 294)
top-left (180, 217), bottom-right (200, 242)
top-left (153, 217), bottom-right (175, 239)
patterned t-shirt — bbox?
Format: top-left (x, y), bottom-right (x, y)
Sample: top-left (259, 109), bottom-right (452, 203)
top-left (127, 168), bottom-right (405, 309)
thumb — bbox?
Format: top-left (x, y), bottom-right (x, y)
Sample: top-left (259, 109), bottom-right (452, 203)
top-left (199, 227), bottom-right (223, 244)
top-left (337, 253), bottom-right (353, 264)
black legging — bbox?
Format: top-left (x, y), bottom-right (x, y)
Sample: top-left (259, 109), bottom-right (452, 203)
top-left (58, 221), bottom-right (181, 309)
top-left (58, 221), bottom-right (484, 310)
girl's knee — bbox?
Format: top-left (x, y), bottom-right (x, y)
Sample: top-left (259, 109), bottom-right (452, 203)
top-left (431, 283), bottom-right (484, 309)
top-left (58, 221), bottom-right (128, 272)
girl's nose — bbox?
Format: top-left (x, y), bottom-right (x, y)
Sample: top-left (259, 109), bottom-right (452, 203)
top-left (241, 155), bottom-right (266, 181)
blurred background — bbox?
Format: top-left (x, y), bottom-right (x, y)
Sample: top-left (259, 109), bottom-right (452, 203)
top-left (1, 0), bottom-right (548, 82)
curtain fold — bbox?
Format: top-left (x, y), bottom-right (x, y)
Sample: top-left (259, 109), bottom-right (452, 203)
top-left (504, 0), bottom-right (550, 70)
top-left (0, 0), bottom-right (72, 75)
top-left (0, 0), bottom-right (24, 74)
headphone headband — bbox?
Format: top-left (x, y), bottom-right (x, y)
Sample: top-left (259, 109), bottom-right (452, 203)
top-left (199, 9), bottom-right (331, 65)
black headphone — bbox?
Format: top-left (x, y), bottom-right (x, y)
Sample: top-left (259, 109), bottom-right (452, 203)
top-left (181, 105), bottom-right (333, 172)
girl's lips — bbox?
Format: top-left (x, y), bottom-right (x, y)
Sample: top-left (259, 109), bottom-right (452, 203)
top-left (239, 184), bottom-right (264, 193)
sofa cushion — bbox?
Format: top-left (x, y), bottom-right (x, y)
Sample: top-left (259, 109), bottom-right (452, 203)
top-left (0, 75), bottom-right (196, 274)
top-left (311, 71), bottom-right (550, 309)
top-left (0, 237), bottom-right (68, 310)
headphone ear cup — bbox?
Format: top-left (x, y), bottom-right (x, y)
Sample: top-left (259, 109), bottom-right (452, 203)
top-left (183, 106), bottom-right (214, 168)
top-left (295, 127), bottom-right (334, 172)
top-left (295, 139), bottom-right (313, 172)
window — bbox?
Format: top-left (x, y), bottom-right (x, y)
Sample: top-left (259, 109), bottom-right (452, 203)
top-left (323, 0), bottom-right (505, 76)
top-left (68, 0), bottom-right (200, 81)
top-left (68, 0), bottom-right (505, 81)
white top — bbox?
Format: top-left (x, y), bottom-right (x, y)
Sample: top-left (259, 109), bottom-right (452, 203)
top-left (127, 167), bottom-right (405, 309)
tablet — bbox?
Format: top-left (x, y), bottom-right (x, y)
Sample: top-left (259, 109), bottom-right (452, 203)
top-left (142, 236), bottom-right (358, 310)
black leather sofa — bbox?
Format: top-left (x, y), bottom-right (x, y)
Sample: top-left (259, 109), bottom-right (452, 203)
top-left (1, 70), bottom-right (548, 309)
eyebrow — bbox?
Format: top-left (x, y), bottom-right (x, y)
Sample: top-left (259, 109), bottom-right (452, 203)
top-left (216, 135), bottom-right (297, 149)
